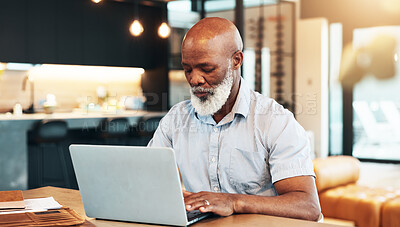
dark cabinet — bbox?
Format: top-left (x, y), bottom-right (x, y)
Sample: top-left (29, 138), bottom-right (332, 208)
top-left (56, 0), bottom-right (84, 64)
top-left (26, 0), bottom-right (57, 63)
top-left (0, 1), bottom-right (27, 62)
top-left (81, 1), bottom-right (108, 66)
top-left (100, 2), bottom-right (131, 67)
top-left (0, 0), bottom-right (167, 69)
top-left (0, 0), bottom-right (169, 111)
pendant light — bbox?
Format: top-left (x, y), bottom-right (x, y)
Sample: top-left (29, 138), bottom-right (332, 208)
top-left (130, 0), bottom-right (144, 37)
top-left (157, 3), bottom-right (170, 39)
top-left (91, 0), bottom-right (102, 3)
top-left (130, 20), bottom-right (144, 37)
top-left (158, 22), bottom-right (171, 39)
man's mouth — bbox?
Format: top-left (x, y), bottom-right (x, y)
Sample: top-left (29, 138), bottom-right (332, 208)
top-left (193, 91), bottom-right (209, 98)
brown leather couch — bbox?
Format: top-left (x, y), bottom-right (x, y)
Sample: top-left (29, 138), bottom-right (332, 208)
top-left (313, 156), bottom-right (400, 227)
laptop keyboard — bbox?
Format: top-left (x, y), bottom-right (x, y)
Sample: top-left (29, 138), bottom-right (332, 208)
top-left (187, 210), bottom-right (208, 222)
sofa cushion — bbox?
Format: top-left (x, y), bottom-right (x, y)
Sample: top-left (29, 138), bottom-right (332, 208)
top-left (313, 156), bottom-right (360, 192)
top-left (320, 184), bottom-right (399, 227)
top-left (382, 195), bottom-right (400, 227)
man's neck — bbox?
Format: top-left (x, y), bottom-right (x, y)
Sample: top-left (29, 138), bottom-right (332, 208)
top-left (212, 78), bottom-right (241, 124)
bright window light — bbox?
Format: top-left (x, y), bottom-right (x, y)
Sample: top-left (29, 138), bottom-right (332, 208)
top-left (29, 64), bottom-right (144, 83)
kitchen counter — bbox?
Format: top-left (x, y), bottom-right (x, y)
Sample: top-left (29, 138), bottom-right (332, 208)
top-left (0, 110), bottom-right (164, 121)
top-left (0, 110), bottom-right (166, 191)
top-left (0, 110), bottom-right (165, 129)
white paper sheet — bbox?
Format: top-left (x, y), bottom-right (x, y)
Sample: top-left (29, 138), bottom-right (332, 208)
top-left (0, 197), bottom-right (62, 215)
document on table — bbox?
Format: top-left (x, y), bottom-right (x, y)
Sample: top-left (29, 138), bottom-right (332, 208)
top-left (0, 197), bottom-right (62, 215)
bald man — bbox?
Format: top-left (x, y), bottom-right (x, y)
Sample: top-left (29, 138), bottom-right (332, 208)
top-left (148, 17), bottom-right (321, 221)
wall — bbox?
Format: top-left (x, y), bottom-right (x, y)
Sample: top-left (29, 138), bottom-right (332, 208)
top-left (300, 0), bottom-right (400, 45)
top-left (296, 18), bottom-right (329, 158)
top-left (169, 70), bottom-right (190, 106)
top-left (0, 70), bottom-right (30, 112)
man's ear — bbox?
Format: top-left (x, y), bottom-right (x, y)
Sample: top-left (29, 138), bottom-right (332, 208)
top-left (232, 51), bottom-right (244, 70)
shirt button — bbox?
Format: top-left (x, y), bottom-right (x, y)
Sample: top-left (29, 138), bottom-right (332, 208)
top-left (213, 128), bottom-right (218, 132)
top-left (213, 186), bottom-right (219, 192)
top-left (211, 157), bottom-right (216, 163)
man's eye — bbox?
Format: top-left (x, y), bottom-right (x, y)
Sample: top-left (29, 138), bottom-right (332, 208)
top-left (184, 69), bottom-right (192, 73)
top-left (202, 68), bottom-right (215, 73)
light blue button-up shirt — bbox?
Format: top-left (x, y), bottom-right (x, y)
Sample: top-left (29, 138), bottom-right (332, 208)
top-left (148, 78), bottom-right (315, 196)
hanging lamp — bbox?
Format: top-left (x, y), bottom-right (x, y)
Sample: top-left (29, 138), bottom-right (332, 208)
top-left (157, 3), bottom-right (170, 39)
top-left (130, 0), bottom-right (144, 37)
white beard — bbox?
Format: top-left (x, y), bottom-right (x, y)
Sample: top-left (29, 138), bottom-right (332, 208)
top-left (190, 64), bottom-right (234, 116)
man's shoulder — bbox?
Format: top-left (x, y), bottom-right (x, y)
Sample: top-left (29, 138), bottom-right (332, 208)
top-left (167, 100), bottom-right (193, 115)
top-left (249, 90), bottom-right (290, 116)
top-left (162, 100), bottom-right (194, 124)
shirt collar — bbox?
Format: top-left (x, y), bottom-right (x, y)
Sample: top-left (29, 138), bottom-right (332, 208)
top-left (231, 77), bottom-right (251, 119)
top-left (195, 112), bottom-right (215, 125)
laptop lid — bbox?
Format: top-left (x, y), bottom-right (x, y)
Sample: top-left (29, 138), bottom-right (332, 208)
top-left (69, 145), bottom-right (189, 226)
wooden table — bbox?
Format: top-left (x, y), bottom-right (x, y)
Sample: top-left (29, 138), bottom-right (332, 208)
top-left (23, 186), bottom-right (341, 227)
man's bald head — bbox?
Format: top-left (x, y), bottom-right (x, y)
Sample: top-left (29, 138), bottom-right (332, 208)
top-left (181, 17), bottom-right (244, 119)
top-left (182, 17), bottom-right (243, 58)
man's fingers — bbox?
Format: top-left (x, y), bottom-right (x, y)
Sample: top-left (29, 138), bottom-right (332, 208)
top-left (199, 205), bottom-right (212, 213)
top-left (184, 192), bottom-right (234, 216)
top-left (182, 190), bottom-right (193, 197)
top-left (186, 199), bottom-right (210, 211)
top-left (184, 192), bottom-right (207, 204)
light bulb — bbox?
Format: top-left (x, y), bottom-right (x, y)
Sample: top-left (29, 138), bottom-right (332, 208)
top-left (395, 53), bottom-right (399, 62)
top-left (158, 22), bottom-right (171, 39)
top-left (91, 0), bottom-right (102, 3)
top-left (130, 20), bottom-right (144, 37)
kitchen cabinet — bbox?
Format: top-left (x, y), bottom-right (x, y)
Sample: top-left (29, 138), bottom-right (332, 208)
top-left (26, 0), bottom-right (57, 63)
top-left (0, 0), bottom-right (167, 69)
top-left (81, 1), bottom-right (108, 66)
top-left (0, 1), bottom-right (27, 62)
top-left (56, 0), bottom-right (84, 64)
top-left (0, 0), bottom-right (169, 111)
top-left (98, 2), bottom-right (131, 67)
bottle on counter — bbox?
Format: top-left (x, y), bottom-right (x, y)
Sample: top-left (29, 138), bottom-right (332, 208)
top-left (13, 103), bottom-right (23, 116)
top-left (43, 94), bottom-right (57, 114)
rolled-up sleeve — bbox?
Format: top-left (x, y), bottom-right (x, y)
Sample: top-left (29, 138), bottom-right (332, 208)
top-left (266, 111), bottom-right (315, 184)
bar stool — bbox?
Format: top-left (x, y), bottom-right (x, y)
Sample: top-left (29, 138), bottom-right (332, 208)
top-left (98, 118), bottom-right (130, 145)
top-left (130, 116), bottom-right (163, 146)
top-left (29, 120), bottom-right (71, 189)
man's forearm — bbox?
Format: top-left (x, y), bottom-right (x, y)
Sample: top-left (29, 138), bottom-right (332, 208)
top-left (184, 176), bottom-right (321, 219)
top-left (232, 191), bottom-right (321, 221)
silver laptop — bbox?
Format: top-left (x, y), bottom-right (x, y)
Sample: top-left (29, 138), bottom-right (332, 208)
top-left (69, 144), bottom-right (210, 226)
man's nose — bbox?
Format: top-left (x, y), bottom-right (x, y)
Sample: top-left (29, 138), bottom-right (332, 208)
top-left (189, 71), bottom-right (206, 86)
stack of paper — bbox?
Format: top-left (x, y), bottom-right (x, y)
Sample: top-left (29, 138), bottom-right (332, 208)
top-left (0, 191), bottom-right (25, 210)
top-left (0, 197), bottom-right (62, 215)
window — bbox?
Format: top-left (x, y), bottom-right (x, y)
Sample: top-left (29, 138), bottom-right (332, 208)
top-left (352, 26), bottom-right (400, 161)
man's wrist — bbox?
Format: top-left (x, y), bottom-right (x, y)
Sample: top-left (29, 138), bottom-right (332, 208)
top-left (230, 193), bottom-right (242, 214)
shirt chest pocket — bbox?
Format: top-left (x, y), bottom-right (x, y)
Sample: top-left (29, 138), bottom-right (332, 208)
top-left (229, 147), bottom-right (269, 194)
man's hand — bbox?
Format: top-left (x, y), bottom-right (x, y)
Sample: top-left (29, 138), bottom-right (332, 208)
top-left (182, 176), bottom-right (321, 221)
top-left (183, 190), bottom-right (237, 216)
